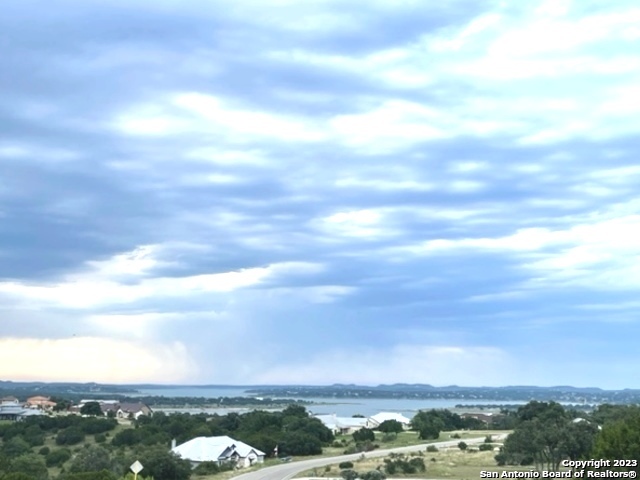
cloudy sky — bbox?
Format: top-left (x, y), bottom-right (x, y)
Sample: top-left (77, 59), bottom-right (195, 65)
top-left (2, 0), bottom-right (640, 388)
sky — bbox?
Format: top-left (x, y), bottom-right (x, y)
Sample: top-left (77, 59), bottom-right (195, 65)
top-left (2, 0), bottom-right (640, 389)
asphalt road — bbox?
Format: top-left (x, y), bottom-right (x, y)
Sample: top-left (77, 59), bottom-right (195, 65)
top-left (231, 434), bottom-right (508, 480)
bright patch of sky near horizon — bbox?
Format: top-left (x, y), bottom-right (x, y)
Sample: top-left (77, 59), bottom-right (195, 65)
top-left (2, 0), bottom-right (640, 388)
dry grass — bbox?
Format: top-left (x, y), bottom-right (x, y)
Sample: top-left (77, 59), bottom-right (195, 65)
top-left (295, 443), bottom-right (523, 480)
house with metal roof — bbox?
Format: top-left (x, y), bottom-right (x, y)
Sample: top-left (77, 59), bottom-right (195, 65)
top-left (368, 412), bottom-right (412, 429)
top-left (314, 414), bottom-right (373, 434)
top-left (0, 404), bottom-right (45, 421)
top-left (172, 436), bottom-right (265, 468)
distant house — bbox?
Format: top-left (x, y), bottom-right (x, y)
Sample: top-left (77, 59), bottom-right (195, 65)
top-left (369, 412), bottom-right (412, 429)
top-left (0, 404), bottom-right (44, 421)
top-left (314, 414), bottom-right (372, 434)
top-left (172, 436), bottom-right (265, 468)
top-left (25, 396), bottom-right (56, 410)
top-left (74, 400), bottom-right (152, 419)
top-left (0, 396), bottom-right (20, 406)
top-left (116, 402), bottom-right (152, 419)
top-left (460, 412), bottom-right (497, 425)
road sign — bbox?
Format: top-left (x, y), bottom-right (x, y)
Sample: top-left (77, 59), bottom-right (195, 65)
top-left (130, 460), bottom-right (144, 478)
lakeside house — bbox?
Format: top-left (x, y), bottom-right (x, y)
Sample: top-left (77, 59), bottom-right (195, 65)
top-left (368, 412), bottom-right (412, 429)
top-left (101, 402), bottom-right (153, 419)
top-left (25, 396), bottom-right (57, 410)
top-left (314, 414), bottom-right (372, 434)
top-left (172, 436), bottom-right (265, 468)
top-left (71, 400), bottom-right (152, 419)
top-left (0, 404), bottom-right (45, 421)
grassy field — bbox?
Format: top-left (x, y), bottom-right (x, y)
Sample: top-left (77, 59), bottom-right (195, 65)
top-left (294, 446), bottom-right (524, 480)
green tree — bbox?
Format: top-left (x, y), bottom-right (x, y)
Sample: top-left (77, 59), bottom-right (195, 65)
top-left (68, 445), bottom-right (118, 474)
top-left (353, 428), bottom-right (375, 443)
top-left (137, 446), bottom-right (192, 480)
top-left (2, 437), bottom-right (32, 457)
top-left (7, 453), bottom-right (49, 480)
top-left (56, 427), bottom-right (85, 446)
top-left (45, 448), bottom-right (71, 467)
top-left (592, 410), bottom-right (640, 472)
top-left (80, 401), bottom-right (103, 416)
top-left (377, 420), bottom-right (403, 434)
top-left (458, 441), bottom-right (468, 451)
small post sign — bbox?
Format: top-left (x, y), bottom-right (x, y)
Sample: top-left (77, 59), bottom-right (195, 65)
top-left (130, 460), bottom-right (144, 480)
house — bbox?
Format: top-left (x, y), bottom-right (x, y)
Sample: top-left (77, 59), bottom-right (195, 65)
top-left (0, 396), bottom-right (20, 406)
top-left (25, 396), bottom-right (56, 410)
top-left (172, 436), bottom-right (265, 468)
top-left (314, 414), bottom-right (372, 435)
top-left (0, 404), bottom-right (44, 421)
top-left (115, 402), bottom-right (152, 419)
top-left (369, 412), bottom-right (412, 429)
top-left (460, 412), bottom-right (497, 425)
top-left (74, 400), bottom-right (152, 419)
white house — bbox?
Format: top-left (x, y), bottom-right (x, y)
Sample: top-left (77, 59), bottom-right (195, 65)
top-left (172, 436), bottom-right (265, 468)
top-left (369, 412), bottom-right (412, 429)
top-left (314, 414), bottom-right (373, 434)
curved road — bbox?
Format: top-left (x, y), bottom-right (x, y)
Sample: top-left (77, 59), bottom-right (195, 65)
top-left (231, 434), bottom-right (508, 480)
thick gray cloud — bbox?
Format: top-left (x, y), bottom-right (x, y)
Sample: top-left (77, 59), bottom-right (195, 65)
top-left (2, 0), bottom-right (640, 387)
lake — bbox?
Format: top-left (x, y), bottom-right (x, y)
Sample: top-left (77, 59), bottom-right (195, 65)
top-left (136, 386), bottom-right (528, 417)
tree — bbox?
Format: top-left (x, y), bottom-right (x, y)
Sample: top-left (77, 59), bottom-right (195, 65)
top-left (56, 427), bottom-right (85, 446)
top-left (80, 401), bottom-right (103, 416)
top-left (45, 448), bottom-right (72, 467)
top-left (353, 428), bottom-right (375, 443)
top-left (497, 401), bottom-right (594, 472)
top-left (7, 453), bottom-right (49, 480)
top-left (68, 446), bottom-right (119, 474)
top-left (458, 441), bottom-right (468, 451)
top-left (2, 437), bottom-right (32, 457)
top-left (137, 446), bottom-right (192, 480)
top-left (377, 420), bottom-right (403, 434)
top-left (592, 410), bottom-right (640, 472)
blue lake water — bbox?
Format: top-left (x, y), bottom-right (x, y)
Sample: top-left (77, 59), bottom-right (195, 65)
top-left (136, 386), bottom-right (528, 418)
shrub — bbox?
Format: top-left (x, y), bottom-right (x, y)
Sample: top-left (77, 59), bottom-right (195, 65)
top-left (361, 470), bottom-right (386, 480)
top-left (479, 443), bottom-right (494, 451)
top-left (340, 469), bottom-right (359, 480)
top-left (46, 448), bottom-right (72, 467)
top-left (56, 427), bottom-right (85, 446)
top-left (458, 441), bottom-right (468, 451)
top-left (339, 461), bottom-right (354, 469)
top-left (352, 428), bottom-right (375, 443)
top-left (426, 445), bottom-right (438, 452)
top-left (381, 433), bottom-right (397, 442)
top-left (39, 446), bottom-right (50, 455)
top-left (484, 435), bottom-right (493, 443)
top-left (95, 433), bottom-right (106, 443)
top-left (193, 461), bottom-right (221, 475)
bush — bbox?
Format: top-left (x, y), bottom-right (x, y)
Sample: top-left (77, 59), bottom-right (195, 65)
top-left (451, 433), bottom-right (461, 439)
top-left (381, 433), bottom-right (397, 442)
top-left (458, 441), bottom-right (468, 451)
top-left (426, 445), bottom-right (438, 452)
top-left (95, 433), bottom-right (106, 443)
top-left (39, 446), bottom-right (50, 455)
top-left (352, 428), bottom-right (375, 443)
top-left (46, 448), bottom-right (72, 467)
top-left (56, 427), bottom-right (85, 446)
top-left (479, 443), bottom-right (494, 451)
top-left (339, 462), bottom-right (354, 469)
top-left (361, 470), bottom-right (386, 480)
top-left (484, 435), bottom-right (493, 443)
top-left (193, 461), bottom-right (221, 475)
top-left (340, 469), bottom-right (359, 480)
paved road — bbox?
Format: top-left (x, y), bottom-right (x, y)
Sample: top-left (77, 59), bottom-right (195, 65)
top-left (231, 434), bottom-right (508, 480)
